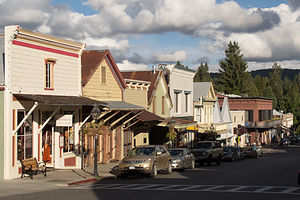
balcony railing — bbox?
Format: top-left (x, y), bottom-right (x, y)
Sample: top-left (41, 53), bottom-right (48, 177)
top-left (245, 118), bottom-right (282, 128)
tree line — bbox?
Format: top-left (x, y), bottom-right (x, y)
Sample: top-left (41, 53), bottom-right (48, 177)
top-left (192, 41), bottom-right (300, 134)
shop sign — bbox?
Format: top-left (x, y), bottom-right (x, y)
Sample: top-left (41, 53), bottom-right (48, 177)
top-left (56, 114), bottom-right (73, 127)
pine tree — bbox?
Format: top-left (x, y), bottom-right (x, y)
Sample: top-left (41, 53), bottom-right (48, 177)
top-left (269, 63), bottom-right (285, 111)
top-left (254, 75), bottom-right (269, 96)
top-left (216, 41), bottom-right (250, 95)
top-left (263, 86), bottom-right (277, 105)
top-left (193, 62), bottom-right (212, 82)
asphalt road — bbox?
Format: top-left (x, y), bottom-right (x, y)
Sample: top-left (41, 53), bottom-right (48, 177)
top-left (2, 146), bottom-right (300, 200)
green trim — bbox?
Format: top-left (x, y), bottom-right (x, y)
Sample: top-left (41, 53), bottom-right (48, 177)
top-left (184, 91), bottom-right (191, 94)
top-left (174, 65), bottom-right (196, 73)
top-left (174, 89), bottom-right (182, 93)
top-left (0, 91), bottom-right (4, 180)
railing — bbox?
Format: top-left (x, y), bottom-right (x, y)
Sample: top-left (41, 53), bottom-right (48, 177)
top-left (245, 119), bottom-right (282, 128)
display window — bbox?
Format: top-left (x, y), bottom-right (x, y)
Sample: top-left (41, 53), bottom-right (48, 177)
top-left (17, 110), bottom-right (33, 161)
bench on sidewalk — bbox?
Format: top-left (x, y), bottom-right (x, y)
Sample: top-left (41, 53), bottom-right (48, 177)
top-left (20, 158), bottom-right (47, 179)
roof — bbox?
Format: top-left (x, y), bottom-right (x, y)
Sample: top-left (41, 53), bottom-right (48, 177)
top-left (174, 65), bottom-right (196, 73)
top-left (101, 101), bottom-right (143, 111)
top-left (13, 94), bottom-right (106, 106)
top-left (81, 50), bottom-right (126, 89)
top-left (218, 96), bottom-right (273, 101)
top-left (193, 82), bottom-right (212, 101)
top-left (121, 71), bottom-right (162, 103)
top-left (158, 117), bottom-right (197, 129)
top-left (132, 110), bottom-right (164, 122)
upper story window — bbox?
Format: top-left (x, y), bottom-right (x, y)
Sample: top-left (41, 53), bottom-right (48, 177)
top-left (184, 91), bottom-right (191, 113)
top-left (174, 90), bottom-right (182, 113)
top-left (101, 66), bottom-right (106, 84)
top-left (44, 59), bottom-right (56, 90)
top-left (162, 96), bottom-right (165, 115)
top-left (245, 110), bottom-right (253, 122)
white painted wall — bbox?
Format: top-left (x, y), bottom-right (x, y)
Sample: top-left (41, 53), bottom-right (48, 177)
top-left (168, 65), bottom-right (195, 118)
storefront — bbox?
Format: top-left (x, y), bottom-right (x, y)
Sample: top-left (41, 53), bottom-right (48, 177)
top-left (4, 94), bottom-right (104, 179)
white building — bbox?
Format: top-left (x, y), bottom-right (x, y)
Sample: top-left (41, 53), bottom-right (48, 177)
top-left (0, 25), bottom-right (103, 179)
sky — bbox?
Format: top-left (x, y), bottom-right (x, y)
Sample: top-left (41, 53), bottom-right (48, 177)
top-left (1, 0), bottom-right (300, 72)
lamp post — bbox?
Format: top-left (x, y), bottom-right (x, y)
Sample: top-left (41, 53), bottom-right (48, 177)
top-left (169, 117), bottom-right (176, 148)
top-left (91, 105), bottom-right (101, 176)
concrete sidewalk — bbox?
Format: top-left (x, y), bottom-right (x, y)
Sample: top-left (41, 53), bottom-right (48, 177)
top-left (0, 162), bottom-right (118, 199)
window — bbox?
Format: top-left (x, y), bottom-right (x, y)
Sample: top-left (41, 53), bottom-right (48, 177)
top-left (153, 96), bottom-right (156, 114)
top-left (62, 111), bottom-right (75, 153)
top-left (234, 116), bottom-right (236, 123)
top-left (259, 110), bottom-right (273, 121)
top-left (101, 66), bottom-right (106, 84)
top-left (174, 92), bottom-right (179, 113)
top-left (143, 137), bottom-right (147, 144)
top-left (245, 110), bottom-right (253, 122)
top-left (45, 59), bottom-right (55, 89)
top-left (17, 110), bottom-right (33, 160)
top-left (185, 93), bottom-right (189, 113)
top-left (162, 96), bottom-right (165, 114)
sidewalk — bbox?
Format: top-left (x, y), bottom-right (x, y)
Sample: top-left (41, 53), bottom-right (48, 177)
top-left (0, 162), bottom-right (118, 199)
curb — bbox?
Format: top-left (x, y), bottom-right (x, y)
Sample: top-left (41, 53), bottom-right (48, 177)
top-left (67, 178), bottom-right (98, 186)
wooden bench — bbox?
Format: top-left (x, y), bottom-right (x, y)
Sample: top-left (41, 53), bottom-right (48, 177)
top-left (20, 158), bottom-right (47, 179)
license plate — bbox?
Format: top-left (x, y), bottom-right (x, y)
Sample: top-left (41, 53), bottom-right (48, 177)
top-left (129, 166), bottom-right (135, 170)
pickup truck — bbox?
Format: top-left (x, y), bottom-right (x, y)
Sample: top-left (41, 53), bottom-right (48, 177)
top-left (192, 141), bottom-right (223, 166)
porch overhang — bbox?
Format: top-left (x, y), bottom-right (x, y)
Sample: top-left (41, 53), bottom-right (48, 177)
top-left (100, 101), bottom-right (143, 111)
top-left (13, 94), bottom-right (106, 106)
top-left (158, 117), bottom-right (197, 129)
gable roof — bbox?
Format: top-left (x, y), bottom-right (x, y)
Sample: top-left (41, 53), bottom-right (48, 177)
top-left (121, 70), bottom-right (164, 104)
top-left (221, 97), bottom-right (232, 123)
top-left (81, 50), bottom-right (127, 89)
top-left (193, 82), bottom-right (216, 101)
top-left (213, 99), bottom-right (222, 123)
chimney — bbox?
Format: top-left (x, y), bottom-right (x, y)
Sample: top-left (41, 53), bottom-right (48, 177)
top-left (152, 65), bottom-right (156, 74)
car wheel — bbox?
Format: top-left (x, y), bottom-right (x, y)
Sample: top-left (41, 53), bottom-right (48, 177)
top-left (150, 162), bottom-right (157, 178)
top-left (207, 156), bottom-right (212, 166)
top-left (216, 156), bottom-right (221, 165)
top-left (166, 161), bottom-right (172, 174)
top-left (190, 160), bottom-right (195, 169)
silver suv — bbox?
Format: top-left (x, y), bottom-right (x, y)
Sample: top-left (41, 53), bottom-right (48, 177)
top-left (119, 145), bottom-right (172, 177)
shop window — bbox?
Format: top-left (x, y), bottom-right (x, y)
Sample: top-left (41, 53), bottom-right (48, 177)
top-left (17, 110), bottom-right (33, 160)
top-left (63, 127), bottom-right (74, 153)
top-left (44, 59), bottom-right (55, 90)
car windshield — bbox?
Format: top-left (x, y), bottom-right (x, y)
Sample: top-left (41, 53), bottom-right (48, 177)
top-left (223, 147), bottom-right (232, 152)
top-left (127, 147), bottom-right (155, 156)
top-left (197, 142), bottom-right (212, 149)
top-left (169, 150), bottom-right (183, 157)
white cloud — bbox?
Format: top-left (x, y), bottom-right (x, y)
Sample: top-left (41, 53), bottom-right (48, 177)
top-left (117, 60), bottom-right (148, 71)
top-left (151, 50), bottom-right (186, 63)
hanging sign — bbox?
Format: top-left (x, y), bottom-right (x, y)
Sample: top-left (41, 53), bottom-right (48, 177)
top-left (59, 135), bottom-right (64, 148)
top-left (56, 114), bottom-right (72, 127)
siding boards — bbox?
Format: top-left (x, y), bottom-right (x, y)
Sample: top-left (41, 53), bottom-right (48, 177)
top-left (83, 59), bottom-right (122, 101)
top-left (123, 89), bottom-right (147, 108)
top-left (10, 45), bottom-right (80, 96)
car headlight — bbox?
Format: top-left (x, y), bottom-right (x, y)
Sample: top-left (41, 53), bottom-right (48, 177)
top-left (172, 159), bottom-right (181, 163)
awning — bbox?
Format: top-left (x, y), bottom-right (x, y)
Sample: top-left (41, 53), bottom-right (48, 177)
top-left (158, 117), bottom-right (197, 129)
top-left (14, 94), bottom-right (106, 106)
top-left (132, 110), bottom-right (164, 122)
top-left (216, 132), bottom-right (235, 140)
top-left (101, 101), bottom-right (143, 111)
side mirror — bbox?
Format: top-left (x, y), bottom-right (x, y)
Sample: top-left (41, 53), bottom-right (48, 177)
top-left (156, 152), bottom-right (162, 156)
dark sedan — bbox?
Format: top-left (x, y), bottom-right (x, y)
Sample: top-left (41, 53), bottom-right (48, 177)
top-left (243, 146), bottom-right (258, 159)
top-left (169, 148), bottom-right (195, 170)
top-left (222, 146), bottom-right (239, 162)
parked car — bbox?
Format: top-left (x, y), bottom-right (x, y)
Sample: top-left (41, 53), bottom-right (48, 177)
top-left (279, 139), bottom-right (290, 146)
top-left (243, 146), bottom-right (258, 158)
top-left (235, 146), bottom-right (244, 160)
top-left (118, 145), bottom-right (172, 178)
top-left (222, 146), bottom-right (239, 162)
top-left (256, 145), bottom-right (263, 157)
top-left (288, 136), bottom-right (299, 144)
top-left (169, 148), bottom-right (195, 170)
top-left (192, 141), bottom-right (223, 166)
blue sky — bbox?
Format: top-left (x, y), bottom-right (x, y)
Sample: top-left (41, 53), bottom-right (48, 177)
top-left (1, 0), bottom-right (299, 71)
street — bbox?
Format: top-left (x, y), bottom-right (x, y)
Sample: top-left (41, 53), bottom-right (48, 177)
top-left (2, 146), bottom-right (300, 200)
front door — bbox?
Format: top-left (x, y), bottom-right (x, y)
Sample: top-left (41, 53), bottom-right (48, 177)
top-left (42, 125), bottom-right (53, 167)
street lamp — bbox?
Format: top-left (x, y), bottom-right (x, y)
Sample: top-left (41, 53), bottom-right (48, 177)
top-left (168, 117), bottom-right (176, 148)
top-left (91, 105), bottom-right (101, 176)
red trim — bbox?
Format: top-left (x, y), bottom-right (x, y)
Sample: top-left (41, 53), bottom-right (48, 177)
top-left (12, 40), bottom-right (79, 58)
top-left (44, 88), bottom-right (54, 91)
top-left (12, 136), bottom-right (15, 167)
top-left (38, 134), bottom-right (40, 161)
